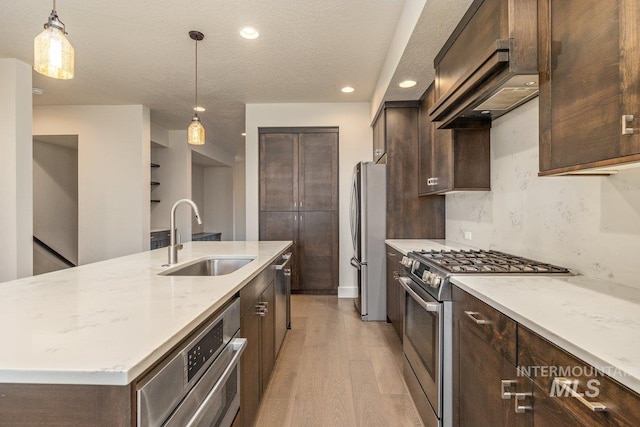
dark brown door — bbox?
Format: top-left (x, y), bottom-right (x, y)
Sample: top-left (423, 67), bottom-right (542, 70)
top-left (260, 281), bottom-right (275, 395)
top-left (298, 132), bottom-right (338, 211)
top-left (259, 133), bottom-right (298, 211)
top-left (298, 211), bottom-right (337, 293)
top-left (259, 211), bottom-right (299, 291)
top-left (240, 307), bottom-right (260, 427)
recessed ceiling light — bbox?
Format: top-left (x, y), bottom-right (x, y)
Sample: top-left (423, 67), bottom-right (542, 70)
top-left (240, 27), bottom-right (259, 39)
top-left (32, 87), bottom-right (45, 95)
top-left (241, 132), bottom-right (246, 136)
top-left (341, 86), bottom-right (355, 93)
top-left (399, 80), bottom-right (417, 88)
top-left (194, 106), bottom-right (206, 112)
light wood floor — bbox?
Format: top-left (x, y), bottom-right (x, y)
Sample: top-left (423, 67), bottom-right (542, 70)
top-left (255, 295), bottom-right (424, 427)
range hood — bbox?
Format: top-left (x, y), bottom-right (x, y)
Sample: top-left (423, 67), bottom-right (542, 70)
top-left (428, 0), bottom-right (538, 129)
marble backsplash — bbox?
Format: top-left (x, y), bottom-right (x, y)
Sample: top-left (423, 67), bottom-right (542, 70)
top-left (445, 98), bottom-right (640, 290)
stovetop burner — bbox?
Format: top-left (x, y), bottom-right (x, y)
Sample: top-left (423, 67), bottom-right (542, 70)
top-left (411, 249), bottom-right (571, 275)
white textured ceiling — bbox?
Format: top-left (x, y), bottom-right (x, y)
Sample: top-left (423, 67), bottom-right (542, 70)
top-left (2, 0), bottom-right (474, 156)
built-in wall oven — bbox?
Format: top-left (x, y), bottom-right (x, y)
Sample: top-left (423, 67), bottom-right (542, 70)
top-left (400, 249), bottom-right (572, 427)
top-left (137, 298), bottom-right (246, 427)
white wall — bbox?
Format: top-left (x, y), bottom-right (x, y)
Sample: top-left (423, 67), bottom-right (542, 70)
top-left (0, 58), bottom-right (32, 282)
top-left (446, 98), bottom-right (640, 290)
top-left (204, 167), bottom-right (234, 240)
top-left (33, 138), bottom-right (78, 265)
top-left (245, 102), bottom-right (373, 297)
top-left (233, 160), bottom-right (246, 241)
top-left (33, 105), bottom-right (150, 264)
top-left (191, 164), bottom-right (205, 234)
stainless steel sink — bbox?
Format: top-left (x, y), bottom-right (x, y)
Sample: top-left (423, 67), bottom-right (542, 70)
top-left (161, 257), bottom-right (255, 276)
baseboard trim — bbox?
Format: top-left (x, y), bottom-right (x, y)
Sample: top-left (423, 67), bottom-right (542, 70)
top-left (338, 286), bottom-right (358, 298)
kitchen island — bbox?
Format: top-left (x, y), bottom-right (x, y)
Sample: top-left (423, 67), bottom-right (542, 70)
top-left (0, 241), bottom-right (291, 386)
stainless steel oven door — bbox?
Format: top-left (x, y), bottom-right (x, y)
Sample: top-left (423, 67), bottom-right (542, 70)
top-left (399, 277), bottom-right (443, 418)
top-left (164, 337), bottom-right (246, 427)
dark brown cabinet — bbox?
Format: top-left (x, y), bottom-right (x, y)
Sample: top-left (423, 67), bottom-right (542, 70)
top-left (373, 102), bottom-right (445, 239)
top-left (385, 245), bottom-right (404, 341)
top-left (259, 128), bottom-right (339, 294)
top-left (239, 267), bottom-right (277, 427)
top-left (418, 82), bottom-right (491, 196)
top-left (452, 286), bottom-right (532, 427)
top-left (538, 0), bottom-right (640, 175)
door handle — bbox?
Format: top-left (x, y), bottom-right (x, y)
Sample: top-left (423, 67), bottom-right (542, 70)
top-left (398, 277), bottom-right (440, 312)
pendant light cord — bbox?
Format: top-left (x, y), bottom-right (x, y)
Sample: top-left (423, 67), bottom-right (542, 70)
top-left (195, 38), bottom-right (198, 112)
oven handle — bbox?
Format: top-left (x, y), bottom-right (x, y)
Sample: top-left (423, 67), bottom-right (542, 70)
top-left (398, 277), bottom-right (440, 313)
top-left (184, 338), bottom-right (247, 427)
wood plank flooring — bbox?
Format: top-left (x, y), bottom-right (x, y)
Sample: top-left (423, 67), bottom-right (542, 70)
top-left (255, 295), bottom-right (424, 427)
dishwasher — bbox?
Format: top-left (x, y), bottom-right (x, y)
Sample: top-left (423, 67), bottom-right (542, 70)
top-left (137, 298), bottom-right (246, 427)
top-left (273, 252), bottom-right (292, 355)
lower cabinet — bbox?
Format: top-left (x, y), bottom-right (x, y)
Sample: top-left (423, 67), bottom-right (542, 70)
top-left (239, 264), bottom-right (278, 427)
top-left (452, 286), bottom-right (532, 427)
top-left (385, 245), bottom-right (404, 340)
top-left (453, 285), bottom-right (640, 427)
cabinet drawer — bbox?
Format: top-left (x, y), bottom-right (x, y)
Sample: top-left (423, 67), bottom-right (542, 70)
top-left (240, 266), bottom-right (275, 317)
top-left (452, 286), bottom-right (516, 364)
top-left (518, 326), bottom-right (640, 426)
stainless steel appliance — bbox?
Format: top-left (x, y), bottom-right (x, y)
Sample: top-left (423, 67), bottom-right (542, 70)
top-left (350, 161), bottom-right (386, 321)
top-left (274, 252), bottom-right (292, 354)
top-left (137, 298), bottom-right (246, 427)
top-left (400, 249), bottom-right (572, 427)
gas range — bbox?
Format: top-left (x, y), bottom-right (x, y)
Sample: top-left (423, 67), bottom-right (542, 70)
top-left (401, 249), bottom-right (573, 301)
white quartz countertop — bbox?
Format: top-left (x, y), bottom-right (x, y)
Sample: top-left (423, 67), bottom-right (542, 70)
top-left (385, 239), bottom-right (475, 255)
top-left (451, 275), bottom-right (640, 395)
top-left (0, 241), bottom-right (292, 386)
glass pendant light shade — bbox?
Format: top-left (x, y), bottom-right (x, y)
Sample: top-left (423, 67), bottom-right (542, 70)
top-left (188, 114), bottom-right (206, 146)
top-left (34, 7), bottom-right (74, 80)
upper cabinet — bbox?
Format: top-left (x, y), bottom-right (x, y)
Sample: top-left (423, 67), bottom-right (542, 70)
top-left (419, 83), bottom-right (491, 196)
top-left (373, 112), bottom-right (386, 163)
top-left (429, 0), bottom-right (538, 129)
top-left (538, 0), bottom-right (640, 175)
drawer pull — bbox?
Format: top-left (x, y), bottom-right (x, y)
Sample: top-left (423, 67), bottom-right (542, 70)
top-left (387, 252), bottom-right (396, 257)
top-left (552, 378), bottom-right (607, 412)
top-left (501, 380), bottom-right (516, 399)
top-left (464, 310), bottom-right (491, 325)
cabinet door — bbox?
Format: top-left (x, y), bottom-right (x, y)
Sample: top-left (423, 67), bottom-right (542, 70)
top-left (386, 251), bottom-right (398, 328)
top-left (259, 132), bottom-right (298, 211)
top-left (539, 0), bottom-right (640, 174)
top-left (260, 281), bottom-right (276, 395)
top-left (259, 212), bottom-right (299, 291)
top-left (240, 307), bottom-right (261, 427)
top-left (298, 211), bottom-right (338, 292)
top-left (373, 112), bottom-right (386, 162)
top-left (298, 132), bottom-right (338, 211)
top-left (418, 89), bottom-right (435, 195)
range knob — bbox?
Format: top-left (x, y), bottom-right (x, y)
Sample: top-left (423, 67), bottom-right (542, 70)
top-left (401, 256), bottom-right (412, 267)
top-left (431, 276), bottom-right (442, 288)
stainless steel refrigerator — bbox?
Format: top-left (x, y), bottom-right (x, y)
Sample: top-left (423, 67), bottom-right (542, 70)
top-left (350, 161), bottom-right (386, 321)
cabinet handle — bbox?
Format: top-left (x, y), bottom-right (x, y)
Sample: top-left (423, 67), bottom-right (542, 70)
top-left (501, 380), bottom-right (516, 399)
top-left (392, 271), bottom-right (400, 279)
top-left (552, 378), bottom-right (607, 412)
top-left (622, 114), bottom-right (638, 135)
top-left (294, 202), bottom-right (297, 208)
top-left (427, 177), bottom-right (439, 186)
top-left (388, 252), bottom-right (396, 257)
top-left (374, 149), bottom-right (383, 156)
top-left (300, 202), bottom-right (303, 208)
top-left (284, 268), bottom-right (291, 276)
top-left (514, 392), bottom-right (532, 414)
top-left (464, 311), bottom-right (491, 325)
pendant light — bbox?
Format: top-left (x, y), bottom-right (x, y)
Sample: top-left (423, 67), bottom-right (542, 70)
top-left (34, 0), bottom-right (74, 79)
top-left (188, 31), bottom-right (205, 146)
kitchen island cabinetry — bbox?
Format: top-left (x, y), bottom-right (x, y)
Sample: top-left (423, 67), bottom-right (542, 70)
top-left (385, 245), bottom-right (404, 340)
top-left (239, 265), bottom-right (277, 427)
top-left (538, 0), bottom-right (640, 175)
top-left (418, 82), bottom-right (491, 196)
top-left (452, 286), bottom-right (532, 427)
top-left (374, 102), bottom-right (445, 239)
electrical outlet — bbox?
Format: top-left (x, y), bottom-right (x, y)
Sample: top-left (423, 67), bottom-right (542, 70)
top-left (463, 231), bottom-right (473, 241)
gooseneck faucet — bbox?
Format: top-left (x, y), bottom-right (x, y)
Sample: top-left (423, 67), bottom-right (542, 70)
top-left (168, 199), bottom-right (202, 265)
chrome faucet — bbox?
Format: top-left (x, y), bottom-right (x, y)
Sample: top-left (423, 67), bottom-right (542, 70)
top-left (168, 199), bottom-right (202, 265)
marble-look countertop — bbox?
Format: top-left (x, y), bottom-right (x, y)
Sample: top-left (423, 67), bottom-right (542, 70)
top-left (0, 241), bottom-right (292, 386)
top-left (385, 239), bottom-right (475, 255)
top-left (451, 275), bottom-right (640, 395)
